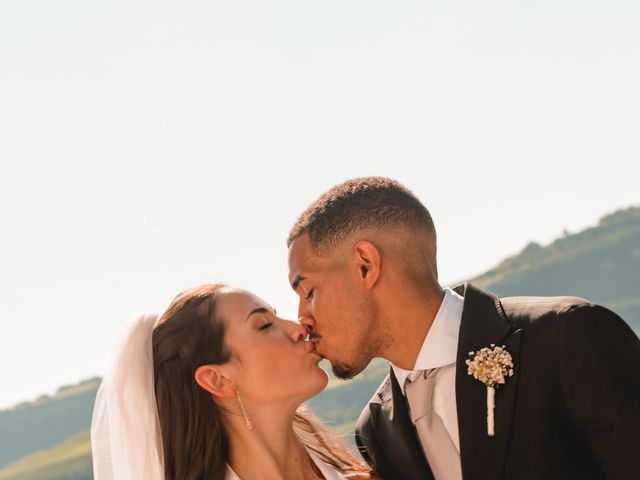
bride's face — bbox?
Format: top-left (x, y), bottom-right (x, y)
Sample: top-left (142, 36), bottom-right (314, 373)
top-left (217, 288), bottom-right (329, 405)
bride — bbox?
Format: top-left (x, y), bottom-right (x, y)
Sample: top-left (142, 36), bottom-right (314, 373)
top-left (91, 283), bottom-right (378, 480)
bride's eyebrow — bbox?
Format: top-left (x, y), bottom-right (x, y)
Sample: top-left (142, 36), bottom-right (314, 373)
top-left (246, 306), bottom-right (277, 321)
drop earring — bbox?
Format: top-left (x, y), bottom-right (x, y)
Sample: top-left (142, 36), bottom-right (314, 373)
top-left (236, 390), bottom-right (253, 430)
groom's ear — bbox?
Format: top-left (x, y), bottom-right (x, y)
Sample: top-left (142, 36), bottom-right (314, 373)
top-left (352, 240), bottom-right (381, 290)
top-left (194, 365), bottom-right (236, 399)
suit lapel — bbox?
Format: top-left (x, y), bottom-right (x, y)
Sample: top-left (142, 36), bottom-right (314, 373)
top-left (454, 283), bottom-right (522, 480)
top-left (372, 368), bottom-right (434, 480)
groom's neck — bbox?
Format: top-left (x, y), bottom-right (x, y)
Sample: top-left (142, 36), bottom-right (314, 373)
top-left (377, 283), bottom-right (445, 370)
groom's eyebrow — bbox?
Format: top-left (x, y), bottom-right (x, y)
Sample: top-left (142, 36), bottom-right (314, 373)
top-left (291, 274), bottom-right (306, 291)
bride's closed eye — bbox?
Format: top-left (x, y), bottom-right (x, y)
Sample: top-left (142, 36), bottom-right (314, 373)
top-left (259, 321), bottom-right (273, 330)
top-left (304, 289), bottom-right (315, 301)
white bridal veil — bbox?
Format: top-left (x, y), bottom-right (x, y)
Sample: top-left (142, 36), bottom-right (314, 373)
top-left (91, 313), bottom-right (165, 480)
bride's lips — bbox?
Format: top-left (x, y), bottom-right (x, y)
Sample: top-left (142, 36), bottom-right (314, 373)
top-left (304, 340), bottom-right (323, 360)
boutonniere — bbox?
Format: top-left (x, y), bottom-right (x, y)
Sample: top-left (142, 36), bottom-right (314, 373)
top-left (466, 344), bottom-right (514, 436)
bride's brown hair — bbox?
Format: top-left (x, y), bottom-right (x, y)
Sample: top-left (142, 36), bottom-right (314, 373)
top-left (152, 283), bottom-right (371, 480)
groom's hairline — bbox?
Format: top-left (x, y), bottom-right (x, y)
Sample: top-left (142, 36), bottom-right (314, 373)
top-left (292, 224), bottom-right (431, 255)
top-left (286, 177), bottom-right (433, 250)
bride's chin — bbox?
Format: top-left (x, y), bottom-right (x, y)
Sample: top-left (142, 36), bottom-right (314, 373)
top-left (303, 367), bottom-right (329, 399)
top-left (318, 365), bottom-right (330, 383)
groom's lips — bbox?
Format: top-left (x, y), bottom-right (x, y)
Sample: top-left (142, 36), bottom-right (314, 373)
top-left (312, 340), bottom-right (327, 359)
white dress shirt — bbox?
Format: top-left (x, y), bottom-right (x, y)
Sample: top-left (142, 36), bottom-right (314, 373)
top-left (391, 287), bottom-right (464, 452)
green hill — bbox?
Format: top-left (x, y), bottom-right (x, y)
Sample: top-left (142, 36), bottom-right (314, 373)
top-left (1, 205), bottom-right (638, 479)
top-left (0, 378), bottom-right (99, 471)
top-left (0, 432), bottom-right (91, 480)
top-left (469, 205), bottom-right (640, 331)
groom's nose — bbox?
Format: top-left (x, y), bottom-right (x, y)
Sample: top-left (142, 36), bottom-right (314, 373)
top-left (298, 315), bottom-right (316, 333)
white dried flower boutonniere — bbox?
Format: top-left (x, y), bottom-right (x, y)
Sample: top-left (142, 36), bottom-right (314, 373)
top-left (466, 344), bottom-right (514, 436)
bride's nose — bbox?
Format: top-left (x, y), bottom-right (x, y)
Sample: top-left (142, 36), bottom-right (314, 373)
top-left (282, 318), bottom-right (307, 343)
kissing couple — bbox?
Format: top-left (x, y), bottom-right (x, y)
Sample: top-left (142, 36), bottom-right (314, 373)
top-left (91, 177), bottom-right (640, 479)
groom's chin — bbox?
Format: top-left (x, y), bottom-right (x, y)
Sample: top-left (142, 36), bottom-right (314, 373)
top-left (331, 360), bottom-right (364, 380)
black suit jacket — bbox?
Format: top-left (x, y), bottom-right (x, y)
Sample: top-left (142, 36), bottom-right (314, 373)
top-left (355, 283), bottom-right (640, 480)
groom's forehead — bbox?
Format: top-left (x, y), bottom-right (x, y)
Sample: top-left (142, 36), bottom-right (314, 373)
top-left (288, 235), bottom-right (322, 282)
top-left (288, 234), bottom-right (313, 265)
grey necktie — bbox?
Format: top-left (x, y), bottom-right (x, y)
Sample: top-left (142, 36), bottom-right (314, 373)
top-left (404, 368), bottom-right (463, 480)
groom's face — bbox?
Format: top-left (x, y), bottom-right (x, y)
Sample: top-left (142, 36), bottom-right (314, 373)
top-left (288, 234), bottom-right (376, 379)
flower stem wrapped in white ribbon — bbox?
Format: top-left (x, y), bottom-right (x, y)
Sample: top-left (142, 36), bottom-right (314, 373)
top-left (466, 344), bottom-right (514, 436)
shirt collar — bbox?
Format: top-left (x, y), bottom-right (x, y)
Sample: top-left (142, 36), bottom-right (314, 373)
top-left (391, 287), bottom-right (464, 395)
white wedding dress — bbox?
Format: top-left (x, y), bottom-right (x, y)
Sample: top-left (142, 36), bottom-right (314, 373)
top-left (225, 448), bottom-right (347, 480)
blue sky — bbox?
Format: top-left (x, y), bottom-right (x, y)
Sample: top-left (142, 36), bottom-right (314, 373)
top-left (1, 0), bottom-right (638, 409)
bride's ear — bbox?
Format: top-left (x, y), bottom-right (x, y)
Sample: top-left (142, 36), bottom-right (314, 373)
top-left (194, 365), bottom-right (236, 399)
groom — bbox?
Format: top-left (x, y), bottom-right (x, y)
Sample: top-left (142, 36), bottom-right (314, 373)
top-left (287, 177), bottom-right (640, 480)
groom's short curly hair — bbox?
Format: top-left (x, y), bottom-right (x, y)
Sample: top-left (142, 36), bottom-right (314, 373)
top-left (287, 176), bottom-right (435, 253)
